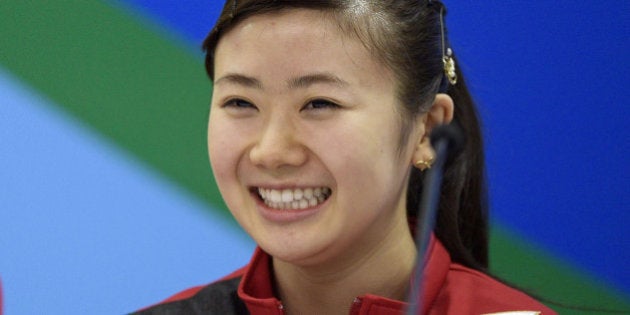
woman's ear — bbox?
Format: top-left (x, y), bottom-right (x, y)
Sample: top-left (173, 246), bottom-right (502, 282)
top-left (411, 93), bottom-right (454, 170)
top-left (426, 93), bottom-right (454, 132)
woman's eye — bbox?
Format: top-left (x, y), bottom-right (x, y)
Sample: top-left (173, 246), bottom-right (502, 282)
top-left (303, 99), bottom-right (340, 110)
top-left (222, 98), bottom-right (257, 110)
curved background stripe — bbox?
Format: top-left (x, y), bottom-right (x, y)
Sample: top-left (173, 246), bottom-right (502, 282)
top-left (1, 0), bottom-right (628, 314)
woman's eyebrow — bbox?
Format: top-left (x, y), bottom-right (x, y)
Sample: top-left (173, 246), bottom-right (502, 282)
top-left (288, 72), bottom-right (349, 89)
top-left (214, 72), bottom-right (349, 90)
top-left (214, 73), bottom-right (263, 89)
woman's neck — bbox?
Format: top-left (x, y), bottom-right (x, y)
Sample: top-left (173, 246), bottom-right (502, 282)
top-left (272, 214), bottom-right (417, 315)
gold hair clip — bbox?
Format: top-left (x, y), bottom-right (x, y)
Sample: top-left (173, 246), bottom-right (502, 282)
top-left (436, 2), bottom-right (457, 86)
top-left (443, 47), bottom-right (457, 85)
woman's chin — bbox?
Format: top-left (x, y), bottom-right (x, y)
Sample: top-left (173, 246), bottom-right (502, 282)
top-left (256, 232), bottom-right (340, 267)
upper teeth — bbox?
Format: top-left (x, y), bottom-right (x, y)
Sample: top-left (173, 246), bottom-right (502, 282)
top-left (258, 187), bottom-right (331, 210)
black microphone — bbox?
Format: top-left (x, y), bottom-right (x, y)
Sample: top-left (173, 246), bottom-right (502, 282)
top-left (406, 124), bottom-right (465, 315)
top-left (429, 123), bottom-right (465, 158)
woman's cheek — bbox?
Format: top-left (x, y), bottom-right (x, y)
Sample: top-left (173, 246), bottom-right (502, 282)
top-left (208, 124), bottom-right (238, 183)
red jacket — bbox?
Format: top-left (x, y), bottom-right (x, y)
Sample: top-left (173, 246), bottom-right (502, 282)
top-left (137, 236), bottom-right (555, 314)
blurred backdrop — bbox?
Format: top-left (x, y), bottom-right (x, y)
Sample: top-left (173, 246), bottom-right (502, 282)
top-left (1, 1), bottom-right (628, 314)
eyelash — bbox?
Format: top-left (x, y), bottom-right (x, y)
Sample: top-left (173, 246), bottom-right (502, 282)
top-left (221, 98), bottom-right (341, 111)
top-left (302, 99), bottom-right (340, 111)
top-left (222, 98), bottom-right (256, 110)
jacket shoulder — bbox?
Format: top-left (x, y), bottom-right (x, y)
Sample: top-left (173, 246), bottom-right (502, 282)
top-left (132, 267), bottom-right (249, 315)
top-left (432, 263), bottom-right (556, 314)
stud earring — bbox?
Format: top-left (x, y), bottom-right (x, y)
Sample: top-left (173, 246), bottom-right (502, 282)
top-left (415, 156), bottom-right (434, 171)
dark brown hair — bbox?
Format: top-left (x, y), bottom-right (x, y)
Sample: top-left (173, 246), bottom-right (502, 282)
top-left (202, 0), bottom-right (489, 271)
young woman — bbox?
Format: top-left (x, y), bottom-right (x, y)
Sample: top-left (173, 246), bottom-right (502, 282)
top-left (137, 1), bottom-right (555, 314)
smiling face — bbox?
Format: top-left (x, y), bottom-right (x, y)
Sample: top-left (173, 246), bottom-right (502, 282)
top-left (208, 9), bottom-right (421, 266)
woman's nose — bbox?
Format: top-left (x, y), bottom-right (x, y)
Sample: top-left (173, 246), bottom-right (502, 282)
top-left (249, 116), bottom-right (307, 170)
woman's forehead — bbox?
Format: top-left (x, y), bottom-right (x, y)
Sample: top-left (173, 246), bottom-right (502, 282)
top-left (213, 9), bottom-right (392, 88)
